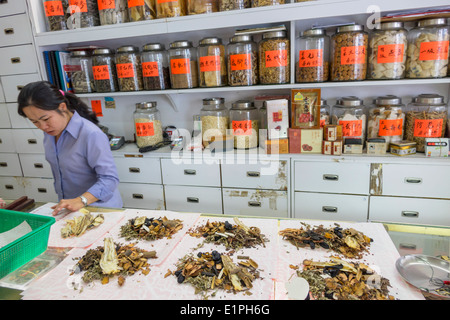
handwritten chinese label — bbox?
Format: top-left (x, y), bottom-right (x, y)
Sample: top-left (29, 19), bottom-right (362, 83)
top-left (98, 0), bottom-right (116, 10)
top-left (419, 41), bottom-right (449, 61)
top-left (340, 46), bottom-right (366, 65)
top-left (116, 63), bottom-right (135, 78)
top-left (230, 53), bottom-right (252, 71)
top-left (135, 122), bottom-right (155, 137)
top-left (265, 50), bottom-right (288, 67)
top-left (232, 120), bottom-right (252, 136)
top-left (413, 119), bottom-right (443, 138)
top-left (378, 118), bottom-right (403, 136)
top-left (298, 49), bottom-right (323, 68)
top-left (91, 100), bottom-right (103, 117)
top-left (171, 58), bottom-right (190, 75)
top-left (128, 0), bottom-right (145, 8)
top-left (339, 119), bottom-right (363, 137)
top-left (93, 65), bottom-right (111, 80)
top-left (199, 55), bottom-right (221, 72)
top-left (69, 0), bottom-right (88, 13)
top-left (44, 1), bottom-right (64, 16)
top-left (377, 44), bottom-right (404, 64)
top-left (142, 61), bottom-right (159, 77)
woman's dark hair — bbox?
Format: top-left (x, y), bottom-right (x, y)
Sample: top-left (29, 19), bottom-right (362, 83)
top-left (17, 81), bottom-right (99, 125)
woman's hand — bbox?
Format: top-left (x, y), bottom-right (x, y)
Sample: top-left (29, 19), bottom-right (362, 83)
top-left (51, 198), bottom-right (85, 216)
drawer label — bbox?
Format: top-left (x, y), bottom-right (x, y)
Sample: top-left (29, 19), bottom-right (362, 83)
top-left (44, 1), bottom-right (65, 16)
top-left (413, 119), bottom-right (444, 138)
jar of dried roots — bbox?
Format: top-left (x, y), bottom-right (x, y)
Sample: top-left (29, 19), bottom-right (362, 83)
top-left (134, 101), bottom-right (163, 148)
top-left (128, 0), bottom-right (156, 21)
top-left (115, 46), bottom-right (143, 91)
top-left (142, 43), bottom-right (170, 90)
top-left (43, 0), bottom-right (68, 31)
top-left (92, 48), bottom-right (119, 92)
top-left (169, 40), bottom-right (199, 89)
top-left (259, 30), bottom-right (290, 84)
top-left (198, 37), bottom-right (227, 87)
top-left (66, 0), bottom-right (100, 29)
top-left (156, 0), bottom-right (186, 18)
top-left (98, 0), bottom-right (129, 25)
top-left (332, 96), bottom-right (367, 142)
top-left (227, 35), bottom-right (259, 86)
top-left (68, 50), bottom-right (95, 94)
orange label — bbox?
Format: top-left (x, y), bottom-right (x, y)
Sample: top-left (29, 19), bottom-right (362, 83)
top-left (377, 44), bottom-right (404, 63)
top-left (171, 58), bottom-right (190, 75)
top-left (98, 0), bottom-right (116, 10)
top-left (378, 118), bottom-right (403, 136)
top-left (69, 0), bottom-right (88, 13)
top-left (341, 46), bottom-right (366, 65)
top-left (135, 122), bottom-right (155, 137)
top-left (93, 65), bottom-right (111, 80)
top-left (299, 49), bottom-right (323, 68)
top-left (232, 120), bottom-right (252, 136)
top-left (128, 0), bottom-right (145, 7)
top-left (413, 119), bottom-right (443, 138)
top-left (91, 100), bottom-right (103, 117)
top-left (44, 1), bottom-right (64, 16)
top-left (230, 54), bottom-right (252, 71)
top-left (142, 61), bottom-right (159, 77)
top-left (339, 119), bottom-right (363, 137)
top-left (116, 63), bottom-right (135, 78)
top-left (419, 41), bottom-right (449, 61)
top-left (157, 0), bottom-right (178, 3)
top-left (320, 119), bottom-right (326, 127)
top-left (199, 56), bottom-right (221, 72)
top-left (265, 50), bottom-right (288, 67)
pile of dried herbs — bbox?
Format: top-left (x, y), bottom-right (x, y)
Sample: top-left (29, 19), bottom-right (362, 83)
top-left (188, 217), bottom-right (267, 250)
top-left (279, 222), bottom-right (372, 259)
top-left (73, 237), bottom-right (157, 286)
top-left (120, 216), bottom-right (183, 241)
top-left (61, 208), bottom-right (104, 238)
top-left (166, 250), bottom-right (260, 298)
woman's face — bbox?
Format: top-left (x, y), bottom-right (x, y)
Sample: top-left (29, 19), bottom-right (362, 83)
top-left (22, 103), bottom-right (71, 138)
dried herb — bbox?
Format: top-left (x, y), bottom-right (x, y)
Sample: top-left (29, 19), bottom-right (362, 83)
top-left (61, 208), bottom-right (104, 238)
top-left (120, 216), bottom-right (183, 241)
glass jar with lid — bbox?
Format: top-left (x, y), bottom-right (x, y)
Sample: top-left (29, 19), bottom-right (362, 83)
top-left (156, 0), bottom-right (186, 18)
top-left (98, 0), bottom-right (129, 25)
top-left (229, 100), bottom-right (259, 149)
top-left (405, 94), bottom-right (448, 152)
top-left (43, 0), bottom-right (68, 31)
top-left (134, 101), bottom-right (163, 148)
top-left (115, 46), bottom-right (143, 91)
top-left (251, 0), bottom-right (284, 7)
top-left (320, 99), bottom-right (330, 127)
top-left (368, 22), bottom-right (408, 80)
top-left (128, 0), bottom-right (155, 21)
top-left (198, 37), bottom-right (227, 87)
top-left (187, 0), bottom-right (218, 14)
top-left (406, 18), bottom-right (450, 79)
top-left (368, 95), bottom-right (405, 150)
top-left (219, 0), bottom-right (249, 11)
top-left (331, 96), bottom-right (367, 142)
top-left (330, 25), bottom-right (368, 81)
top-left (66, 0), bottom-right (100, 29)
top-left (169, 40), bottom-right (198, 89)
top-left (227, 35), bottom-right (259, 86)
top-left (296, 28), bottom-right (330, 83)
top-left (200, 98), bottom-right (229, 147)
top-left (141, 43), bottom-right (170, 90)
top-left (68, 50), bottom-right (95, 94)
top-left (259, 30), bottom-right (290, 84)
top-left (92, 48), bottom-right (119, 93)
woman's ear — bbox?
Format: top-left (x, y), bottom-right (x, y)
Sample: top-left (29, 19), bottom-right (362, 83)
top-left (58, 102), bottom-right (68, 112)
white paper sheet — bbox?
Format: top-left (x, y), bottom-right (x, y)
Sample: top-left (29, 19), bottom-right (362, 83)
top-left (0, 221), bottom-right (32, 249)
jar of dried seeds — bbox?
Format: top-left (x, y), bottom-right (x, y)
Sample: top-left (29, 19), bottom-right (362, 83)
top-left (68, 50), bottom-right (95, 94)
top-left (98, 0), bottom-right (129, 25)
top-left (330, 25), bottom-right (368, 81)
top-left (115, 46), bottom-right (143, 91)
top-left (134, 101), bottom-right (163, 148)
top-left (156, 0), bottom-right (186, 18)
top-left (251, 0), bottom-right (284, 7)
top-left (200, 97), bottom-right (229, 147)
top-left (43, 0), bottom-right (68, 31)
top-left (227, 35), bottom-right (259, 86)
top-left (230, 100), bottom-right (259, 149)
top-left (187, 0), bottom-right (218, 14)
top-left (92, 48), bottom-right (119, 92)
top-left (142, 43), bottom-right (170, 90)
top-left (128, 0), bottom-right (156, 21)
top-left (331, 96), bottom-right (367, 142)
top-left (198, 37), bottom-right (227, 87)
top-left (259, 30), bottom-right (290, 84)
top-left (66, 0), bottom-right (100, 29)
top-left (219, 0), bottom-right (249, 11)
top-left (169, 40), bottom-right (199, 89)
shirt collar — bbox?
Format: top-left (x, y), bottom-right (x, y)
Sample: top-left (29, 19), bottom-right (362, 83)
top-left (64, 111), bottom-right (83, 139)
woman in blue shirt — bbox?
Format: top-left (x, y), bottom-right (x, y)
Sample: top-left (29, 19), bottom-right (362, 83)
top-left (18, 81), bottom-right (123, 215)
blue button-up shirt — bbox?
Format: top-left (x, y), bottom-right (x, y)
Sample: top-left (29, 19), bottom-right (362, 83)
top-left (44, 111), bottom-right (123, 208)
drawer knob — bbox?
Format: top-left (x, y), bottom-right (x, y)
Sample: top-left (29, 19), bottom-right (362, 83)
top-left (37, 188), bottom-right (47, 193)
top-left (5, 184), bottom-right (13, 190)
top-left (17, 85), bottom-right (24, 91)
top-left (129, 167), bottom-right (140, 173)
top-left (0, 162), bottom-right (7, 167)
top-left (27, 139), bottom-right (37, 144)
top-left (132, 193), bottom-right (143, 199)
top-left (34, 163), bottom-right (43, 169)
top-left (322, 206), bottom-right (338, 213)
top-left (399, 243), bottom-right (417, 250)
top-left (401, 211), bottom-right (419, 218)
top-left (246, 171), bottom-right (260, 178)
top-left (323, 174), bottom-right (339, 181)
top-left (187, 197), bottom-right (199, 203)
top-left (184, 169), bottom-right (196, 175)
top-left (0, 1), bottom-right (8, 4)
top-left (11, 57), bottom-right (21, 64)
top-left (405, 177), bottom-right (422, 184)
top-left (4, 28), bottom-right (14, 35)
top-left (248, 201), bottom-right (261, 207)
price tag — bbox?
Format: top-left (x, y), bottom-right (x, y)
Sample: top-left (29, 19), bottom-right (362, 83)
top-left (171, 58), bottom-right (191, 75)
top-left (69, 0), bottom-right (88, 13)
top-left (135, 122), bottom-right (155, 137)
top-left (265, 50), bottom-right (288, 67)
top-left (142, 61), bottom-right (159, 77)
top-left (377, 44), bottom-right (404, 64)
top-left (230, 53), bottom-right (252, 71)
top-left (378, 118), bottom-right (403, 136)
top-left (413, 119), bottom-right (443, 138)
top-left (128, 0), bottom-right (145, 7)
top-left (93, 65), bottom-right (111, 80)
top-left (232, 120), bottom-right (252, 136)
top-left (419, 41), bottom-right (449, 61)
top-left (116, 63), bottom-right (135, 78)
top-left (339, 119), bottom-right (363, 137)
top-left (298, 49), bottom-right (323, 68)
top-left (44, 1), bottom-right (64, 16)
top-left (91, 100), bottom-right (103, 117)
top-left (98, 0), bottom-right (116, 10)
top-left (199, 55), bottom-right (221, 72)
top-left (340, 46), bottom-right (366, 65)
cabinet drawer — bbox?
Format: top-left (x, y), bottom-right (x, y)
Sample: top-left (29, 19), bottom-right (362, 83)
top-left (0, 0), bottom-right (26, 18)
top-left (0, 104), bottom-right (11, 128)
top-left (221, 160), bottom-right (288, 190)
top-left (118, 183), bottom-right (165, 210)
top-left (161, 158), bottom-right (220, 187)
top-left (23, 177), bottom-right (58, 202)
top-left (2, 73), bottom-right (41, 102)
top-left (0, 129), bottom-right (16, 152)
top-left (164, 185), bottom-right (222, 214)
top-left (223, 188), bottom-right (288, 218)
top-left (0, 176), bottom-right (25, 199)
top-left (0, 45), bottom-right (37, 76)
top-left (0, 14), bottom-right (33, 47)
top-left (7, 102), bottom-right (34, 128)
top-left (294, 192), bottom-right (369, 222)
top-left (0, 153), bottom-right (22, 176)
top-left (294, 161), bottom-right (370, 195)
top-left (381, 164), bottom-right (450, 199)
top-left (19, 153), bottom-right (52, 178)
top-left (369, 196), bottom-right (450, 227)
top-left (13, 129), bottom-right (45, 153)
top-left (114, 157), bottom-right (161, 184)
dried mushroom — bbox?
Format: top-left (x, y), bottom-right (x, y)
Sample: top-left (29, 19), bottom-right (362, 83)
top-left (120, 216), bottom-right (183, 241)
top-left (61, 208), bottom-right (104, 238)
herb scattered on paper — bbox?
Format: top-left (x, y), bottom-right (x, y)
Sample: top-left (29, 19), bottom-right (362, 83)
top-left (61, 208), bottom-right (104, 238)
top-left (120, 216), bottom-right (183, 241)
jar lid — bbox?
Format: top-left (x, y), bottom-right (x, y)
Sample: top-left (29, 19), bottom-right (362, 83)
top-left (70, 50), bottom-right (90, 57)
top-left (337, 24), bottom-right (364, 33)
top-left (336, 96), bottom-right (363, 107)
top-left (229, 34), bottom-right (254, 43)
top-left (413, 94), bottom-right (445, 105)
top-left (117, 46), bottom-right (139, 53)
top-left (302, 28), bottom-right (326, 37)
top-left (203, 97), bottom-right (225, 105)
top-left (136, 101), bottom-right (157, 110)
top-left (378, 21), bottom-right (404, 30)
top-left (143, 43), bottom-right (165, 51)
top-left (320, 98), bottom-right (327, 106)
top-left (262, 30), bottom-right (287, 39)
top-left (375, 95), bottom-right (402, 105)
top-left (170, 41), bottom-right (193, 49)
top-left (199, 37), bottom-right (222, 45)
top-left (93, 48), bottom-right (114, 55)
top-left (417, 18), bottom-right (448, 27)
top-left (231, 100), bottom-right (255, 110)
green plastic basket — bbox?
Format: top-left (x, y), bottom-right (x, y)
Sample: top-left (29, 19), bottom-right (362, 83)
top-left (0, 209), bottom-right (55, 279)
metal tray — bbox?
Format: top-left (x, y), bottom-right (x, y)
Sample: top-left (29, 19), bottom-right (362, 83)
top-left (396, 254), bottom-right (450, 299)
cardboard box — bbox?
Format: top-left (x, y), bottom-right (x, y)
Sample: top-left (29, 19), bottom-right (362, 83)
top-left (424, 138), bottom-right (449, 157)
top-left (343, 144), bottom-right (363, 154)
top-left (323, 140), bottom-right (343, 155)
top-left (265, 138), bottom-right (289, 154)
top-left (323, 124), bottom-right (343, 141)
top-left (390, 141), bottom-right (416, 156)
top-left (266, 99), bottom-right (289, 140)
top-left (289, 128), bottom-right (322, 153)
top-left (367, 140), bottom-right (387, 155)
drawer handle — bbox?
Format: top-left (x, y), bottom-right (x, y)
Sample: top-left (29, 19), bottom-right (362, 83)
top-left (129, 167), bottom-right (140, 173)
top-left (17, 85), bottom-right (24, 91)
top-left (322, 206), bottom-right (338, 213)
top-left (28, 139), bottom-right (37, 144)
top-left (405, 177), bottom-right (422, 184)
top-left (5, 184), bottom-right (14, 190)
top-left (0, 162), bottom-right (7, 167)
top-left (246, 171), bottom-right (260, 178)
top-left (4, 28), bottom-right (14, 35)
top-left (401, 211), bottom-right (419, 218)
top-left (11, 57), bottom-right (21, 64)
top-left (184, 169), bottom-right (196, 175)
top-left (187, 197), bottom-right (199, 203)
top-left (399, 243), bottom-right (417, 250)
top-left (0, 1), bottom-right (8, 4)
top-left (132, 193), bottom-right (143, 199)
top-left (0, 138), bottom-right (2, 144)
top-left (248, 201), bottom-right (261, 207)
top-left (37, 188), bottom-right (47, 193)
top-left (34, 163), bottom-right (43, 169)
top-left (323, 174), bottom-right (339, 181)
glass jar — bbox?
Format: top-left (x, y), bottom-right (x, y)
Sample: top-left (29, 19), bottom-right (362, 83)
top-left (405, 94), bottom-right (448, 152)
top-left (331, 96), bottom-right (366, 142)
top-left (368, 22), bottom-right (408, 80)
top-left (168, 40), bottom-right (199, 89)
top-left (259, 31), bottom-right (290, 84)
top-left (251, 0), bottom-right (284, 7)
top-left (68, 50), bottom-right (95, 94)
top-left (156, 0), bottom-right (186, 18)
top-left (219, 0), bottom-right (249, 11)
top-left (134, 101), bottom-right (163, 148)
top-left (141, 43), bottom-right (170, 90)
top-left (296, 28), bottom-right (330, 83)
top-left (320, 99), bottom-right (330, 127)
top-left (43, 0), bottom-right (68, 31)
top-left (98, 0), bottom-right (128, 25)
top-left (115, 46), bottom-right (143, 91)
top-left (66, 0), bottom-right (100, 29)
top-left (406, 18), bottom-right (450, 79)
top-left (198, 37), bottom-right (227, 87)
top-left (92, 48), bottom-right (119, 93)
top-left (368, 95), bottom-right (405, 150)
top-left (200, 98), bottom-right (229, 147)
top-left (227, 35), bottom-right (259, 86)
top-left (187, 0), bottom-right (218, 14)
top-left (128, 0), bottom-right (155, 21)
top-left (229, 100), bottom-right (259, 149)
top-left (330, 25), bottom-right (368, 81)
